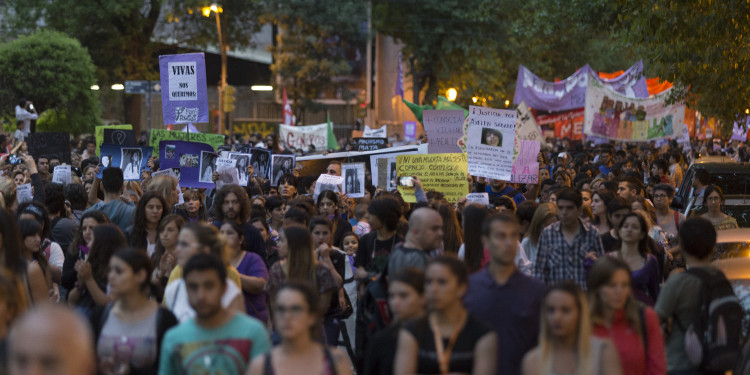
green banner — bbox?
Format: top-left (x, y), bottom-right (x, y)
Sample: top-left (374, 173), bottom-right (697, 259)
top-left (149, 129), bottom-right (225, 156)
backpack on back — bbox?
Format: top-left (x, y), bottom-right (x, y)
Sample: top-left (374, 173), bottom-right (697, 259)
top-left (681, 267), bottom-right (744, 372)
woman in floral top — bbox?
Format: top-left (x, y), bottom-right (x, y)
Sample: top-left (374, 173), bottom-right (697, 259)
top-left (701, 185), bottom-right (739, 230)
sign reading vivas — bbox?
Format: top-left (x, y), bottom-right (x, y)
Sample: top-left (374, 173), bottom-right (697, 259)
top-left (159, 53), bottom-right (209, 124)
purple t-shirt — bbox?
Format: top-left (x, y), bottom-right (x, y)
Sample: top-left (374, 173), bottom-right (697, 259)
top-left (236, 252), bottom-right (269, 323)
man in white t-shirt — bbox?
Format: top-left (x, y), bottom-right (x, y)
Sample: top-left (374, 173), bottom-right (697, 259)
top-left (15, 98), bottom-right (38, 136)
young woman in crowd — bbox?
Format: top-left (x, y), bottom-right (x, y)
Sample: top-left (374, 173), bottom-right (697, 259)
top-left (18, 219), bottom-right (55, 304)
top-left (176, 188), bottom-right (207, 222)
top-left (69, 224), bottom-right (128, 316)
top-left (317, 190), bottom-right (353, 248)
top-left (432, 201), bottom-right (463, 255)
top-left (307, 216), bottom-right (346, 345)
top-left (91, 248), bottom-right (178, 374)
top-left (265, 225), bottom-right (339, 331)
top-left (340, 231), bottom-right (359, 346)
top-left (459, 204), bottom-right (489, 273)
top-left (521, 203), bottom-right (559, 265)
top-left (63, 211), bottom-right (110, 291)
top-left (0, 210), bottom-right (28, 312)
top-left (220, 220), bottom-right (269, 324)
top-left (251, 216), bottom-right (279, 267)
top-left (128, 191), bottom-right (168, 256)
top-left (354, 196), bottom-right (403, 281)
top-left (16, 202), bottom-right (64, 286)
top-left (587, 257), bottom-right (665, 375)
top-left (702, 185), bottom-right (739, 230)
top-left (163, 222), bottom-right (244, 322)
top-left (612, 213), bottom-right (661, 306)
top-left (247, 282), bottom-right (352, 375)
top-left (364, 267), bottom-right (425, 375)
top-left (265, 195), bottom-right (286, 241)
top-left (394, 256), bottom-right (497, 375)
top-left (591, 190), bottom-right (616, 235)
top-left (278, 174), bottom-right (299, 201)
top-left (151, 214), bottom-right (185, 297)
top-left (522, 281), bottom-right (622, 375)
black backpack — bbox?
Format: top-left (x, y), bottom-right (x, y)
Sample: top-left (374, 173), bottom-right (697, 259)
top-left (680, 267), bottom-right (744, 372)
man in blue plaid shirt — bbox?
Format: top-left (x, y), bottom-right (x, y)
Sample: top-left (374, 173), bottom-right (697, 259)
top-left (532, 187), bottom-right (604, 290)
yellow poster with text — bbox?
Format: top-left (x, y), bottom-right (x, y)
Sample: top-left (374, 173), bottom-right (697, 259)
top-left (396, 153), bottom-right (468, 203)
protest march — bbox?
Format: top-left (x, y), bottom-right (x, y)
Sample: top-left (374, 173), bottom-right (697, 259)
top-left (3, 13), bottom-right (750, 375)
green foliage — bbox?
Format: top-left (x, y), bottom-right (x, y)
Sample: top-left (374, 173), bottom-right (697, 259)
top-left (0, 30), bottom-right (101, 135)
top-left (373, 0), bottom-right (636, 108)
top-left (262, 0), bottom-right (368, 121)
top-left (1, 0), bottom-right (263, 83)
top-left (622, 0), bottom-right (750, 132)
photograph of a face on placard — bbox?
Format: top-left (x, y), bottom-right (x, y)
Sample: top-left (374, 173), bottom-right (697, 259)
top-left (271, 155), bottom-right (296, 186)
top-left (198, 151), bottom-right (217, 183)
top-left (228, 153), bottom-right (250, 186)
top-left (120, 148), bottom-right (143, 180)
top-left (342, 162), bottom-right (365, 198)
top-left (387, 161), bottom-right (397, 191)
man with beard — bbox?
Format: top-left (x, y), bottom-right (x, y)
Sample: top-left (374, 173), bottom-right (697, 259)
top-left (212, 184), bottom-right (267, 260)
top-left (485, 179), bottom-right (526, 206)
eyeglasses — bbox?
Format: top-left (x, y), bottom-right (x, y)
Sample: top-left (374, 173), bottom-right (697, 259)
top-left (706, 196), bottom-right (721, 202)
top-left (653, 194), bottom-right (668, 200)
top-left (274, 304), bottom-right (306, 316)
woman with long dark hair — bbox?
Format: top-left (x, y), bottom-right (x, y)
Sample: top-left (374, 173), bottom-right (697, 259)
top-left (459, 204), bottom-right (489, 273)
top-left (220, 220), bottom-right (269, 323)
top-left (248, 282), bottom-right (352, 375)
top-left (587, 257), bottom-right (665, 375)
top-left (265, 226), bottom-right (339, 320)
top-left (317, 190), bottom-right (353, 248)
top-left (18, 219), bottom-right (55, 304)
top-left (395, 256), bottom-right (497, 375)
top-left (128, 191), bottom-right (167, 256)
top-left (591, 190), bottom-right (616, 235)
top-left (432, 201), bottom-right (463, 255)
top-left (92, 248), bottom-right (178, 374)
top-left (176, 189), bottom-right (207, 222)
top-left (0, 209), bottom-right (29, 311)
top-left (62, 211), bottom-right (109, 291)
top-left (69, 225), bottom-right (128, 316)
top-left (364, 268), bottom-right (425, 375)
top-left (612, 213), bottom-right (661, 306)
top-left (702, 185), bottom-right (739, 230)
top-left (522, 281), bottom-right (622, 375)
top-left (151, 214), bottom-right (185, 297)
top-left (354, 196), bottom-right (403, 281)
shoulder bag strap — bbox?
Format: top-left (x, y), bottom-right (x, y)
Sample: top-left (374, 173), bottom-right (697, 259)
top-left (324, 348), bottom-right (339, 375)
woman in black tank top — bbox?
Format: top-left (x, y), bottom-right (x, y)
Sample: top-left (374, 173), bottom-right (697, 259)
top-left (247, 282), bottom-right (351, 375)
top-left (394, 257), bottom-right (497, 375)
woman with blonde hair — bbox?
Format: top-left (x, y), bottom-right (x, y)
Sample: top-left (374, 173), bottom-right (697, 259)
top-left (146, 174), bottom-right (180, 209)
top-left (522, 281), bottom-right (622, 375)
top-left (587, 257), bottom-right (665, 375)
top-left (521, 203), bottom-right (558, 264)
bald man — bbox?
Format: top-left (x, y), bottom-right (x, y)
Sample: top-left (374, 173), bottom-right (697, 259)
top-left (387, 207), bottom-right (443, 275)
top-left (8, 305), bottom-right (96, 375)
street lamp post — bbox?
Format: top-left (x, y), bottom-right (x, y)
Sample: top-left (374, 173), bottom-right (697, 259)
top-left (203, 4), bottom-right (226, 135)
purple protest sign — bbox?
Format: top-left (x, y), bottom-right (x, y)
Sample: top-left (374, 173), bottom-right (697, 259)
top-left (513, 61), bottom-right (649, 112)
top-left (423, 110), bottom-right (464, 154)
top-left (404, 121), bottom-right (417, 142)
top-left (159, 140), bottom-right (215, 188)
top-left (509, 140), bottom-right (540, 184)
top-left (159, 53), bottom-right (209, 124)
top-left (732, 117), bottom-right (750, 141)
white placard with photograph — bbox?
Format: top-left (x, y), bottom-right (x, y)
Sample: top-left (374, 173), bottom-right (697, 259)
top-left (52, 165), bottom-right (71, 185)
top-left (466, 105), bottom-right (516, 180)
top-left (198, 151), bottom-right (217, 183)
top-left (342, 162), bottom-right (366, 198)
top-left (17, 183), bottom-right (32, 204)
top-left (120, 147), bottom-right (144, 180)
top-left (215, 158), bottom-right (239, 189)
top-left (313, 174), bottom-right (344, 201)
top-left (228, 153), bottom-right (251, 186)
top-left (270, 155), bottom-right (296, 186)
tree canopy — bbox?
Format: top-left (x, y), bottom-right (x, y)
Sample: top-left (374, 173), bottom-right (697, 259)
top-left (0, 30), bottom-right (101, 134)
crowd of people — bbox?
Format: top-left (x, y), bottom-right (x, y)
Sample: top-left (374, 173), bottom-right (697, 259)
top-left (0, 128), bottom-right (747, 375)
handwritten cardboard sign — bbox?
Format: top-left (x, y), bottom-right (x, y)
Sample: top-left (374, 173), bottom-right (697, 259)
top-left (423, 110), bottom-right (464, 154)
top-left (509, 140), bottom-right (540, 184)
top-left (352, 138), bottom-right (388, 151)
top-left (396, 153), bottom-right (469, 203)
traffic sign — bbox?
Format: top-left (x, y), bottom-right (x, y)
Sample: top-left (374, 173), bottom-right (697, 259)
top-left (125, 80), bottom-right (161, 94)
